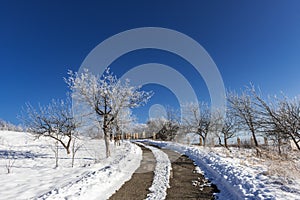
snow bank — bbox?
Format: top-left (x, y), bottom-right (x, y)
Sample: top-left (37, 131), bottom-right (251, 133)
top-left (143, 140), bottom-right (300, 200)
top-left (0, 131), bottom-right (142, 200)
top-left (38, 142), bottom-right (142, 200)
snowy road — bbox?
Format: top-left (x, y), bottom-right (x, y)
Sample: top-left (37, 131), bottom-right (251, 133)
top-left (161, 148), bottom-right (219, 199)
top-left (109, 144), bottom-right (156, 200)
top-left (1, 131), bottom-right (299, 200)
top-left (137, 143), bottom-right (172, 200)
top-left (111, 142), bottom-right (219, 200)
top-left (143, 140), bottom-right (300, 200)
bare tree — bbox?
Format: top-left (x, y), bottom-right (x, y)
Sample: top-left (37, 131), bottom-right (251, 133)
top-left (146, 118), bottom-right (165, 137)
top-left (227, 90), bottom-right (260, 147)
top-left (5, 157), bottom-right (15, 174)
top-left (0, 119), bottom-right (23, 132)
top-left (182, 102), bottom-right (213, 146)
top-left (278, 97), bottom-right (300, 150)
top-left (155, 107), bottom-right (180, 141)
top-left (112, 108), bottom-right (136, 141)
top-left (71, 136), bottom-right (83, 167)
top-left (214, 108), bottom-right (239, 149)
top-left (4, 143), bottom-right (16, 174)
top-left (252, 88), bottom-right (300, 151)
top-left (65, 68), bottom-right (152, 157)
top-left (0, 138), bottom-right (17, 173)
top-left (145, 106), bottom-right (180, 141)
top-left (21, 98), bottom-right (76, 155)
top-left (51, 141), bottom-right (59, 168)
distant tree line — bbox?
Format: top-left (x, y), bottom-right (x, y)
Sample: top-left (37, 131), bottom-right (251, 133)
top-left (142, 84), bottom-right (300, 155)
top-left (0, 119), bottom-right (23, 132)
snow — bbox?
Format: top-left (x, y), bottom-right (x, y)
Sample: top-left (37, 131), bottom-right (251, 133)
top-left (1, 130), bottom-right (299, 200)
top-left (143, 140), bottom-right (300, 200)
top-left (0, 131), bottom-right (142, 200)
top-left (136, 142), bottom-right (171, 200)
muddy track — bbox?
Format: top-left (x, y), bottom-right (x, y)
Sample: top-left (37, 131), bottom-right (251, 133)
top-left (162, 149), bottom-right (219, 200)
top-left (109, 145), bottom-right (156, 200)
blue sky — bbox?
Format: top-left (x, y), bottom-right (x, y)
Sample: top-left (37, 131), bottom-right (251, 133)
top-left (0, 1), bottom-right (300, 124)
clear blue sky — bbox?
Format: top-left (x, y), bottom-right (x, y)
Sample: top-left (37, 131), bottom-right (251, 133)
top-left (0, 0), bottom-right (300, 124)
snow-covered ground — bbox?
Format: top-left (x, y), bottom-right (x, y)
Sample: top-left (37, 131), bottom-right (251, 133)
top-left (143, 140), bottom-right (300, 200)
top-left (0, 131), bottom-right (142, 200)
top-left (1, 130), bottom-right (300, 200)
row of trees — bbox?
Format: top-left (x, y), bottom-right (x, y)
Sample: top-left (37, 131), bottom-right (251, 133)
top-left (143, 85), bottom-right (300, 154)
top-left (17, 66), bottom-right (300, 163)
top-left (0, 119), bottom-right (23, 132)
top-left (228, 86), bottom-right (300, 153)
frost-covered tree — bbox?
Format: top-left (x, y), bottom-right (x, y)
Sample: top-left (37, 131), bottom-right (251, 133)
top-left (213, 108), bottom-right (239, 149)
top-left (146, 118), bottom-right (165, 135)
top-left (277, 97), bottom-right (300, 150)
top-left (112, 108), bottom-right (136, 139)
top-left (252, 89), bottom-right (300, 151)
top-left (157, 107), bottom-right (180, 141)
top-left (145, 107), bottom-right (180, 141)
top-left (0, 119), bottom-right (23, 132)
top-left (227, 90), bottom-right (260, 147)
top-left (65, 68), bottom-right (152, 157)
top-left (182, 102), bottom-right (214, 146)
top-left (21, 98), bottom-right (76, 155)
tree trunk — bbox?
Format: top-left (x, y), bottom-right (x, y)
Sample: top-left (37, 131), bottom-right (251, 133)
top-left (55, 141), bottom-right (59, 168)
top-left (278, 138), bottom-right (282, 155)
top-left (251, 129), bottom-right (259, 147)
top-left (237, 137), bottom-right (241, 148)
top-left (218, 136), bottom-right (224, 147)
top-left (57, 138), bottom-right (71, 155)
top-left (103, 118), bottom-right (111, 158)
top-left (224, 136), bottom-right (228, 149)
top-left (71, 153), bottom-right (75, 167)
top-left (66, 136), bottom-right (72, 154)
top-left (203, 136), bottom-right (206, 147)
top-left (116, 124), bottom-right (121, 136)
top-left (291, 135), bottom-right (300, 150)
top-left (71, 139), bottom-right (75, 167)
top-left (104, 133), bottom-right (111, 158)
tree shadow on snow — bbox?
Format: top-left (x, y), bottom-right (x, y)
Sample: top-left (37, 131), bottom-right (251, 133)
top-left (0, 150), bottom-right (47, 159)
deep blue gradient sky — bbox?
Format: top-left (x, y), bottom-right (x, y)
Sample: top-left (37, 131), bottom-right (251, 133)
top-left (0, 1), bottom-right (300, 124)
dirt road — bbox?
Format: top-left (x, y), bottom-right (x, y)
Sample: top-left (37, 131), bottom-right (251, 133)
top-left (109, 145), bottom-right (156, 200)
top-left (163, 149), bottom-right (219, 200)
top-left (109, 144), bottom-right (219, 200)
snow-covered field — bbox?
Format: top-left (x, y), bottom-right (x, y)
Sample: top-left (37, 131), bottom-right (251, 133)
top-left (0, 131), bottom-right (142, 200)
top-left (144, 140), bottom-right (300, 200)
top-left (1, 130), bottom-right (300, 200)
